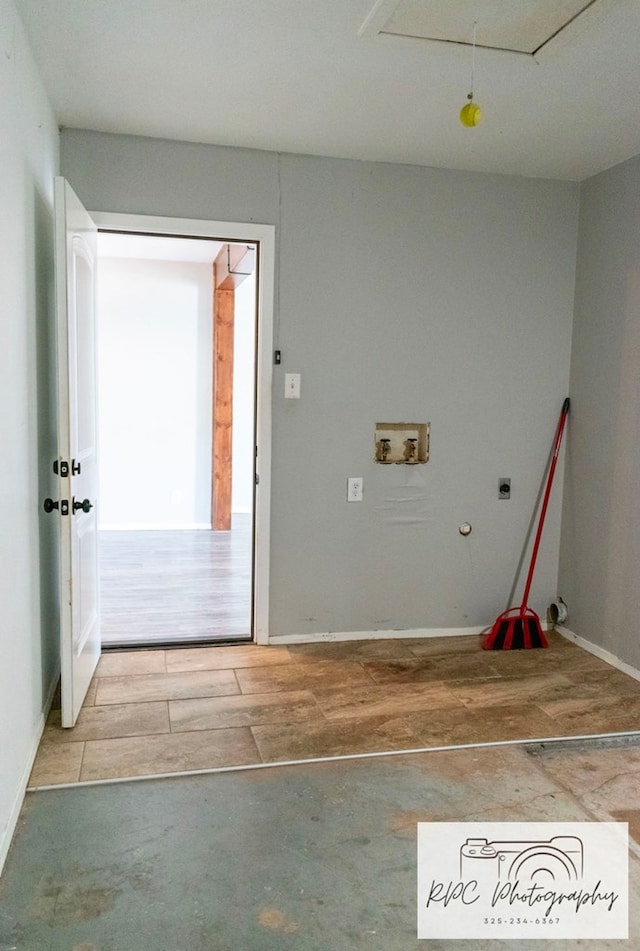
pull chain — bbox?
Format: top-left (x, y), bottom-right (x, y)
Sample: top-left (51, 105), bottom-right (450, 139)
top-left (469, 20), bottom-right (477, 101)
top-left (460, 21), bottom-right (483, 127)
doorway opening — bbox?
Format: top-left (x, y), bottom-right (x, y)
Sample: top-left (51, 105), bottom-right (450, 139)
top-left (96, 231), bottom-right (258, 649)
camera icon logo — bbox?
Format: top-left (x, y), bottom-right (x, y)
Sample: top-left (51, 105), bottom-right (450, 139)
top-left (460, 835), bottom-right (583, 884)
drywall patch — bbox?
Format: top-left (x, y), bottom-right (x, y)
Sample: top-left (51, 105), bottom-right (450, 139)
top-left (374, 476), bottom-right (434, 525)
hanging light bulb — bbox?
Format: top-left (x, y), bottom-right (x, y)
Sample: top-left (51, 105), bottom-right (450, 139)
top-left (460, 22), bottom-right (483, 127)
top-left (460, 95), bottom-right (483, 127)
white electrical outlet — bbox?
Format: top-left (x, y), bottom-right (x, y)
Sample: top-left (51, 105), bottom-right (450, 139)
top-left (347, 477), bottom-right (364, 502)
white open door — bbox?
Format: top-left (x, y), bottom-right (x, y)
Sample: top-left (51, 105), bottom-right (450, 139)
top-left (53, 177), bottom-right (101, 727)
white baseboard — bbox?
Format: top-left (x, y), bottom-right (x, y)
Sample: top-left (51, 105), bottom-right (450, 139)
top-left (269, 626), bottom-right (487, 645)
top-left (270, 623), bottom-right (640, 687)
top-left (556, 625), bottom-right (640, 683)
top-left (0, 667), bottom-right (60, 875)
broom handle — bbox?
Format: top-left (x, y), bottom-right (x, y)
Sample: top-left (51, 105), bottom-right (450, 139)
top-left (520, 398), bottom-right (570, 610)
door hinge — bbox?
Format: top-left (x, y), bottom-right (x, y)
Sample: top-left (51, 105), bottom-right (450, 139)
top-left (255, 473), bottom-right (260, 486)
top-left (53, 459), bottom-right (81, 476)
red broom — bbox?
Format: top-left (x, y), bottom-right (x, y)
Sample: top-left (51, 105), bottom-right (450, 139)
top-left (482, 398), bottom-right (570, 650)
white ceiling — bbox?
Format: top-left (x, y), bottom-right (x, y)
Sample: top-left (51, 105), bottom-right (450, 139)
top-left (98, 233), bottom-right (223, 264)
top-left (15, 0), bottom-right (640, 181)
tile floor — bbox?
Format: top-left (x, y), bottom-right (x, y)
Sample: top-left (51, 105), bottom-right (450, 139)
top-left (29, 631), bottom-right (640, 787)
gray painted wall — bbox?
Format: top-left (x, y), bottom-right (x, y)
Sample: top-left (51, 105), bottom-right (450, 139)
top-left (61, 130), bottom-right (579, 638)
top-left (0, 0), bottom-right (59, 870)
top-left (559, 154), bottom-right (640, 668)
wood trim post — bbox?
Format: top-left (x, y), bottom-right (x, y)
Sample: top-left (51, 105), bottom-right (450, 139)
top-left (211, 243), bottom-right (255, 531)
top-left (212, 251), bottom-right (235, 530)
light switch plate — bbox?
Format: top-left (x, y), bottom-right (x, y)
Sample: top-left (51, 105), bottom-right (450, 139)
top-left (285, 373), bottom-right (301, 399)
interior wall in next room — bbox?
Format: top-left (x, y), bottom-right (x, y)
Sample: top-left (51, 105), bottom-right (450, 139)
top-left (98, 256), bottom-right (213, 530)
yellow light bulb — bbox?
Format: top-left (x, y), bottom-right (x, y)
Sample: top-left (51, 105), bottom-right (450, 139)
top-left (460, 101), bottom-right (483, 127)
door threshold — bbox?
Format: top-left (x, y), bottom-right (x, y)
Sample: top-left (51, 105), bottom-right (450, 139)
top-left (28, 729), bottom-right (640, 793)
top-left (101, 636), bottom-right (254, 653)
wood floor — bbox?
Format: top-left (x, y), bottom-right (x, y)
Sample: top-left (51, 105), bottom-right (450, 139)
top-left (30, 631), bottom-right (640, 787)
top-left (99, 516), bottom-right (252, 646)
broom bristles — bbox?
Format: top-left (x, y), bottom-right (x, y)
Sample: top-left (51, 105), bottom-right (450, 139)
top-left (481, 608), bottom-right (548, 650)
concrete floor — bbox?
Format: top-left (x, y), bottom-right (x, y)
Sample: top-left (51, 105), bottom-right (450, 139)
top-left (2, 736), bottom-right (640, 950)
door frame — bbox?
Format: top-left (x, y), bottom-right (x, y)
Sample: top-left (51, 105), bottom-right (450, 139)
top-left (92, 211), bottom-right (274, 645)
